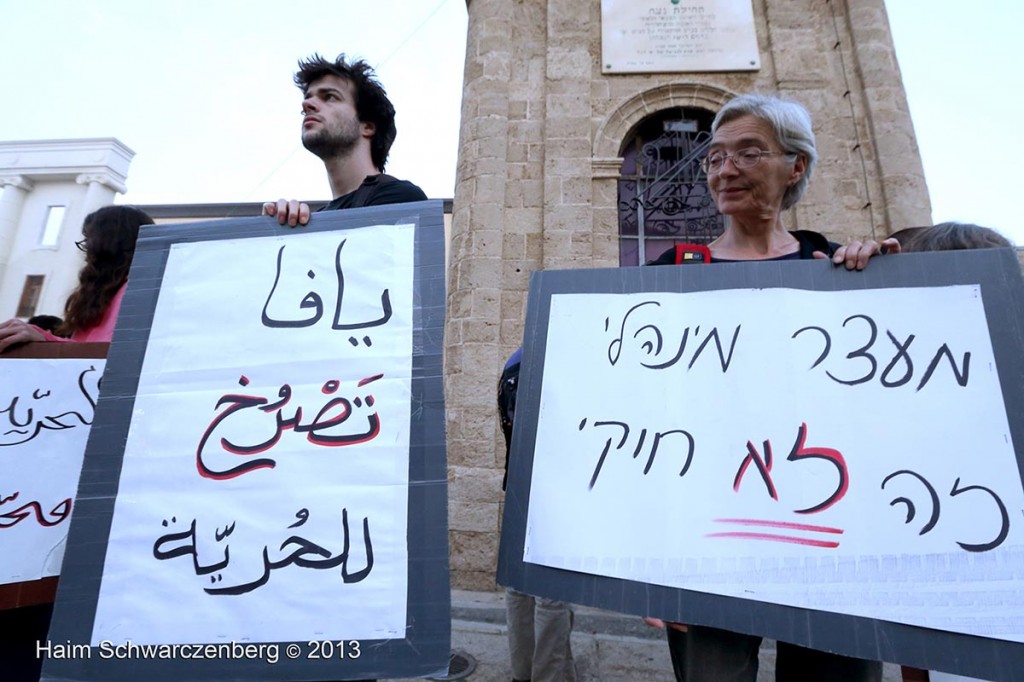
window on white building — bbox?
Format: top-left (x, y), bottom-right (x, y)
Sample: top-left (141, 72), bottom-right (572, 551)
top-left (40, 205), bottom-right (67, 246)
top-left (16, 275), bottom-right (45, 318)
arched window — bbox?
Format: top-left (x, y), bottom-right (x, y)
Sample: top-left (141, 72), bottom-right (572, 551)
top-left (617, 107), bottom-right (724, 266)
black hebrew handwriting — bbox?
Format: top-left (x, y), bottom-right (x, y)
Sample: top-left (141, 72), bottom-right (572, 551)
top-left (152, 508), bottom-right (373, 596)
top-left (196, 373), bottom-right (383, 481)
top-left (605, 301), bottom-right (741, 371)
top-left (0, 366), bottom-right (101, 447)
top-left (0, 492), bottom-right (71, 529)
top-left (881, 470), bottom-right (1009, 552)
top-left (571, 412), bottom-right (1011, 555)
top-left (578, 417), bottom-right (695, 490)
top-left (792, 314), bottom-right (970, 390)
top-left (261, 239), bottom-right (393, 346)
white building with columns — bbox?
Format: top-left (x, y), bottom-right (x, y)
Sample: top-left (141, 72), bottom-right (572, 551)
top-left (0, 138), bottom-right (134, 320)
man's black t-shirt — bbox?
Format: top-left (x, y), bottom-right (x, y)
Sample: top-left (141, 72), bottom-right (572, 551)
top-left (320, 174), bottom-right (427, 211)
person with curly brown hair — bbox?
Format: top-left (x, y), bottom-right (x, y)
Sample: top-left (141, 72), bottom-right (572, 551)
top-left (0, 205), bottom-right (154, 352)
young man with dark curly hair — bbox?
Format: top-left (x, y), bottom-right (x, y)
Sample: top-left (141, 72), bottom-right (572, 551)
top-left (263, 53), bottom-right (426, 225)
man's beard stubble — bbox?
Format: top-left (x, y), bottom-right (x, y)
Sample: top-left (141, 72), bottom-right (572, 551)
top-left (301, 121), bottom-right (359, 161)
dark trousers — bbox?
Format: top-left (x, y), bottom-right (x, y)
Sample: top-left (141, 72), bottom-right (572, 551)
top-left (666, 625), bottom-right (882, 682)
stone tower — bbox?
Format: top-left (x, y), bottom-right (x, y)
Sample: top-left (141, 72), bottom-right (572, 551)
top-left (445, 0), bottom-right (930, 590)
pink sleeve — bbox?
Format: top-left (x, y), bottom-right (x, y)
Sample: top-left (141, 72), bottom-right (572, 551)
top-left (23, 283), bottom-right (126, 344)
top-left (69, 283), bottom-right (126, 343)
top-left (34, 326), bottom-right (71, 343)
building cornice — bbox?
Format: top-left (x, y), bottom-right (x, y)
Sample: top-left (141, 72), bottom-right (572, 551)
top-left (0, 138), bottom-right (135, 188)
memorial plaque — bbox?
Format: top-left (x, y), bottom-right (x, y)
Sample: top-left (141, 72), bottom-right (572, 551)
top-left (602, 0), bottom-right (760, 73)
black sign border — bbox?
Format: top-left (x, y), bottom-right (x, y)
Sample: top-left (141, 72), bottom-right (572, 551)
top-left (44, 201), bottom-right (450, 681)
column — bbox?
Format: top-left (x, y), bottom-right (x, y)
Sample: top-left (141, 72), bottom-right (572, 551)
top-left (76, 172), bottom-right (125, 217)
top-left (0, 175), bottom-right (34, 278)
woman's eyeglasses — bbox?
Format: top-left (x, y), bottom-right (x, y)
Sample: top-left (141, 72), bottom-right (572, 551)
top-left (700, 148), bottom-right (797, 174)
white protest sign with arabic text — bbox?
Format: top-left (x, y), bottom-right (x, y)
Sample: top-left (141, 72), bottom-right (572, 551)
top-left (92, 225), bottom-right (413, 645)
top-left (1, 358), bottom-right (104, 584)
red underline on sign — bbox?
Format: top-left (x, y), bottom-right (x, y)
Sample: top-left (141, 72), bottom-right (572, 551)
top-left (704, 532), bottom-right (840, 548)
top-left (712, 518), bottom-right (844, 534)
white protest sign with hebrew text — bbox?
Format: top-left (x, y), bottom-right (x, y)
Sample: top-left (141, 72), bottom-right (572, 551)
top-left (526, 285), bottom-right (1024, 643)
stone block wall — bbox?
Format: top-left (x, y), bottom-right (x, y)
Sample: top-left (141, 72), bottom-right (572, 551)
top-left (446, 0), bottom-right (931, 590)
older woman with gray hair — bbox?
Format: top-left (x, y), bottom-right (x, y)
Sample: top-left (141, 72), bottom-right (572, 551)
top-left (651, 93), bottom-right (896, 268)
top-left (648, 93), bottom-right (892, 681)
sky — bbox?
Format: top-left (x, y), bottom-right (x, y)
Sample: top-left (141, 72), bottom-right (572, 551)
top-left (1, 0), bottom-right (1021, 241)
